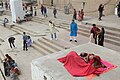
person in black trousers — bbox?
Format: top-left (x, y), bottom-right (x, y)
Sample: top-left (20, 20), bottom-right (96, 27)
top-left (90, 24), bottom-right (100, 44)
top-left (53, 8), bottom-right (57, 18)
top-left (23, 32), bottom-right (28, 51)
top-left (117, 2), bottom-right (120, 17)
top-left (1, 1), bottom-right (3, 8)
top-left (98, 27), bottom-right (105, 46)
top-left (98, 4), bottom-right (104, 20)
top-left (8, 37), bottom-right (15, 48)
top-left (73, 9), bottom-right (77, 20)
top-left (34, 7), bottom-right (37, 16)
top-left (3, 59), bottom-right (10, 77)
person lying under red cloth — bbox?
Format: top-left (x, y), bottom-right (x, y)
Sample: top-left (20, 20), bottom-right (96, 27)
top-left (57, 51), bottom-right (107, 77)
top-left (80, 52), bottom-right (106, 69)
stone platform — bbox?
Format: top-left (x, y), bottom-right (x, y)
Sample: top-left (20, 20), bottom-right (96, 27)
top-left (31, 43), bottom-right (120, 80)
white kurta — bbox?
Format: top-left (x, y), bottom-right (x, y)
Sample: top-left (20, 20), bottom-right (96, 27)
top-left (89, 33), bottom-right (94, 43)
top-left (49, 23), bottom-right (57, 34)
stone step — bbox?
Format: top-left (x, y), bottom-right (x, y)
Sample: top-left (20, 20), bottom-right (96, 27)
top-left (12, 26), bottom-right (36, 36)
top-left (63, 24), bottom-right (120, 42)
top-left (32, 17), bottom-right (120, 47)
top-left (38, 39), bottom-right (63, 51)
top-left (14, 24), bottom-right (39, 34)
top-left (32, 17), bottom-right (48, 21)
top-left (58, 22), bottom-right (120, 39)
top-left (33, 17), bottom-right (120, 39)
top-left (37, 39), bottom-right (58, 53)
top-left (77, 28), bottom-right (120, 42)
top-left (32, 19), bottom-right (48, 25)
top-left (81, 22), bottom-right (120, 33)
top-left (32, 41), bottom-right (49, 55)
top-left (66, 28), bottom-right (120, 46)
top-left (42, 37), bottom-right (65, 49)
top-left (33, 40), bottom-right (53, 54)
top-left (105, 39), bottom-right (120, 47)
top-left (77, 30), bottom-right (120, 46)
top-left (7, 25), bottom-right (46, 37)
top-left (78, 24), bottom-right (120, 38)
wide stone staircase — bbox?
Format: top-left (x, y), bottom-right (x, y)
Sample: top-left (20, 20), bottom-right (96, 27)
top-left (0, 20), bottom-right (46, 37)
top-left (32, 37), bottom-right (70, 55)
top-left (32, 17), bottom-right (120, 47)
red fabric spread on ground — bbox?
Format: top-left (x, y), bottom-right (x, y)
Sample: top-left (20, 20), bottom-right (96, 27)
top-left (57, 51), bottom-right (116, 77)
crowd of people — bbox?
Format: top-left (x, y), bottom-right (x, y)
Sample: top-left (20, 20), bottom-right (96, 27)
top-left (1, 1), bottom-right (119, 79)
top-left (73, 9), bottom-right (84, 21)
top-left (0, 32), bottom-right (32, 79)
top-left (0, 1), bottom-right (10, 10)
top-left (3, 54), bottom-right (20, 80)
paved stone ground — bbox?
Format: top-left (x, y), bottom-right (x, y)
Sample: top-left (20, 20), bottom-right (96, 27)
top-left (0, 7), bottom-right (120, 80)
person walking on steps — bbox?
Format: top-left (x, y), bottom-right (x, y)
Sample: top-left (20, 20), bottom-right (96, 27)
top-left (53, 8), bottom-right (57, 18)
top-left (98, 4), bottom-right (104, 21)
top-left (23, 32), bottom-right (28, 51)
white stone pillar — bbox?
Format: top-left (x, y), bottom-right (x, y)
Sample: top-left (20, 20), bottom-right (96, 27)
top-left (10, 0), bottom-right (24, 23)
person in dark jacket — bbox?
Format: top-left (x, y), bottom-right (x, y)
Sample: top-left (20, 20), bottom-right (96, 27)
top-left (8, 37), bottom-right (15, 48)
top-left (41, 5), bottom-right (44, 15)
top-left (23, 32), bottom-right (28, 51)
top-left (34, 7), bottom-right (37, 16)
top-left (5, 1), bottom-right (8, 10)
top-left (43, 6), bottom-right (47, 17)
top-left (98, 4), bottom-right (104, 20)
top-left (3, 18), bottom-right (9, 27)
top-left (73, 9), bottom-right (77, 20)
top-left (53, 8), bottom-right (57, 18)
top-left (1, 1), bottom-right (3, 8)
top-left (117, 2), bottom-right (120, 17)
top-left (98, 27), bottom-right (105, 46)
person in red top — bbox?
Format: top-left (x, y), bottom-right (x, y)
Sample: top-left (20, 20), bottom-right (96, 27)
top-left (90, 24), bottom-right (100, 44)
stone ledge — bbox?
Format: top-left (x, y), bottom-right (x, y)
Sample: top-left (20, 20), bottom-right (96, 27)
top-left (31, 43), bottom-right (120, 80)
